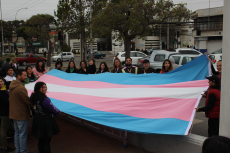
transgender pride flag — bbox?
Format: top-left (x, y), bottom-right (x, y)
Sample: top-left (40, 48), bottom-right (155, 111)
top-left (26, 55), bottom-right (210, 135)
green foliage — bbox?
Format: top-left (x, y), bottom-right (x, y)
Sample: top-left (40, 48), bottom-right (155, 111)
top-left (62, 42), bottom-right (71, 52)
top-left (92, 0), bottom-right (191, 56)
top-left (24, 14), bottom-right (54, 43)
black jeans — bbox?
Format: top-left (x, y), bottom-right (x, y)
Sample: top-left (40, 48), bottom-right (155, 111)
top-left (38, 137), bottom-right (52, 153)
top-left (208, 118), bottom-right (219, 137)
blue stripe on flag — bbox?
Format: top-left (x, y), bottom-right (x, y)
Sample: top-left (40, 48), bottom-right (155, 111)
top-left (47, 54), bottom-right (209, 85)
top-left (51, 98), bottom-right (189, 135)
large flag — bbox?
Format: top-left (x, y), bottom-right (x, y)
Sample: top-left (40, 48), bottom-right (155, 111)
top-left (26, 55), bottom-right (210, 135)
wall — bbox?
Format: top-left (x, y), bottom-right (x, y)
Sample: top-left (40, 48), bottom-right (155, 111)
top-left (199, 40), bottom-right (207, 53)
top-left (207, 40), bottom-right (222, 54)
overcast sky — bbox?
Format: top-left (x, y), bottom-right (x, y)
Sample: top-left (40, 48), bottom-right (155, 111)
top-left (1, 0), bottom-right (224, 21)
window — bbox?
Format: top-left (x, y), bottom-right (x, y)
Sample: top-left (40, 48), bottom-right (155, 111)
top-left (179, 50), bottom-right (200, 54)
top-left (182, 57), bottom-right (193, 65)
top-left (171, 56), bottom-right (181, 64)
top-left (121, 53), bottom-right (126, 57)
top-left (67, 53), bottom-right (72, 55)
top-left (130, 52), bottom-right (136, 57)
top-left (136, 52), bottom-right (146, 57)
top-left (25, 54), bottom-right (29, 57)
top-left (62, 53), bottom-right (66, 56)
top-left (212, 49), bottom-right (222, 54)
top-left (31, 55), bottom-right (39, 58)
top-left (154, 54), bottom-right (165, 62)
top-left (98, 52), bottom-right (102, 54)
top-left (209, 55), bottom-right (215, 61)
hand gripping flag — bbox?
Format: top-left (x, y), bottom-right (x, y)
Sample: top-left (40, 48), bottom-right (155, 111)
top-left (26, 54), bottom-right (210, 135)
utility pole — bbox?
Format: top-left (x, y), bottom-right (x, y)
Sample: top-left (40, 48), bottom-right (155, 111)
top-left (0, 0), bottom-right (4, 56)
top-left (167, 19), bottom-right (169, 50)
top-left (160, 24), bottom-right (162, 50)
top-left (219, 0), bottom-right (230, 138)
top-left (89, 0), bottom-right (93, 60)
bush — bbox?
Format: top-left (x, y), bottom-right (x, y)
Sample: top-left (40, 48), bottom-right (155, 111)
top-left (136, 48), bottom-right (140, 51)
top-left (62, 43), bottom-right (71, 52)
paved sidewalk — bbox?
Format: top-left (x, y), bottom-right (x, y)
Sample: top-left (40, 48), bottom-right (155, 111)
top-left (7, 117), bottom-right (151, 153)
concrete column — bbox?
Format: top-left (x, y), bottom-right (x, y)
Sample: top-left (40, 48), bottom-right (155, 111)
top-left (219, 0), bottom-right (230, 138)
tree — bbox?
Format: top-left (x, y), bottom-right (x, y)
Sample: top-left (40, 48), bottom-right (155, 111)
top-left (24, 14), bottom-right (55, 67)
top-left (92, 0), bottom-right (191, 58)
top-left (54, 0), bottom-right (107, 60)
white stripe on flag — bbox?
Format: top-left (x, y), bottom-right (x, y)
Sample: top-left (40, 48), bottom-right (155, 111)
top-left (26, 83), bottom-right (207, 99)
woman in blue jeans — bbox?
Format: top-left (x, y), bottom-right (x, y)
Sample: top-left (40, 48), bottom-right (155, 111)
top-left (30, 82), bottom-right (61, 153)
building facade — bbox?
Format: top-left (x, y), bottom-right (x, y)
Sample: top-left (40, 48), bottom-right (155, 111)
top-left (192, 7), bottom-right (223, 53)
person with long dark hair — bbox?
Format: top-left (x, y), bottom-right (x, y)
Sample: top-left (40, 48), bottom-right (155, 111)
top-left (32, 59), bottom-right (47, 78)
top-left (55, 61), bottom-right (63, 71)
top-left (111, 59), bottom-right (123, 73)
top-left (96, 62), bottom-right (109, 74)
top-left (0, 77), bottom-right (14, 152)
top-left (24, 66), bottom-right (37, 84)
top-left (30, 82), bottom-right (60, 153)
top-left (87, 59), bottom-right (96, 74)
top-left (78, 61), bottom-right (88, 74)
top-left (65, 61), bottom-right (78, 73)
top-left (160, 59), bottom-right (174, 73)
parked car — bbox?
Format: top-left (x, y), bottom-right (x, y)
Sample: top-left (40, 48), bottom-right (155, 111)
top-left (147, 47), bottom-right (160, 55)
top-left (114, 51), bottom-right (147, 66)
top-left (137, 50), bottom-right (201, 73)
top-left (15, 54), bottom-right (47, 66)
top-left (52, 52), bottom-right (74, 62)
top-left (87, 51), bottom-right (106, 59)
top-left (137, 50), bottom-right (178, 72)
top-left (175, 48), bottom-right (202, 55)
top-left (169, 54), bottom-right (201, 67)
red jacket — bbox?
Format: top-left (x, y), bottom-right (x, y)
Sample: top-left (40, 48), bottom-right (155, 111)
top-left (205, 87), bottom-right (220, 118)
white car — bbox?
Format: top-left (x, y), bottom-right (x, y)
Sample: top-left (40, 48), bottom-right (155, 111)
top-left (52, 52), bottom-right (74, 62)
top-left (175, 48), bottom-right (202, 55)
top-left (169, 54), bottom-right (201, 67)
top-left (114, 51), bottom-right (147, 66)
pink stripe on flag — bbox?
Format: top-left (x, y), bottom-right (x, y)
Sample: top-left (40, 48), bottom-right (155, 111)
top-left (27, 90), bottom-right (197, 121)
top-left (36, 74), bottom-right (208, 89)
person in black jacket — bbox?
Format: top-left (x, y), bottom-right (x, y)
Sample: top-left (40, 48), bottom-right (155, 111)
top-left (1, 58), bottom-right (11, 77)
top-left (87, 59), bottom-right (96, 74)
top-left (65, 61), bottom-right (78, 73)
top-left (0, 77), bottom-right (14, 152)
top-left (96, 62), bottom-right (109, 74)
top-left (78, 61), bottom-right (88, 74)
top-left (30, 82), bottom-right (61, 153)
top-left (138, 59), bottom-right (155, 74)
top-left (111, 59), bottom-right (123, 73)
top-left (55, 61), bottom-right (63, 71)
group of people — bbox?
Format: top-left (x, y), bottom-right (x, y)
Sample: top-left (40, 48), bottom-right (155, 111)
top-left (0, 54), bottom-right (225, 152)
top-left (57, 58), bottom-right (174, 75)
top-left (0, 68), bottom-right (60, 153)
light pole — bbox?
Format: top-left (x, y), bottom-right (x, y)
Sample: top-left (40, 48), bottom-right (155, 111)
top-left (14, 7), bottom-right (27, 55)
top-left (15, 7), bottom-right (27, 20)
top-left (0, 0), bottom-right (3, 56)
